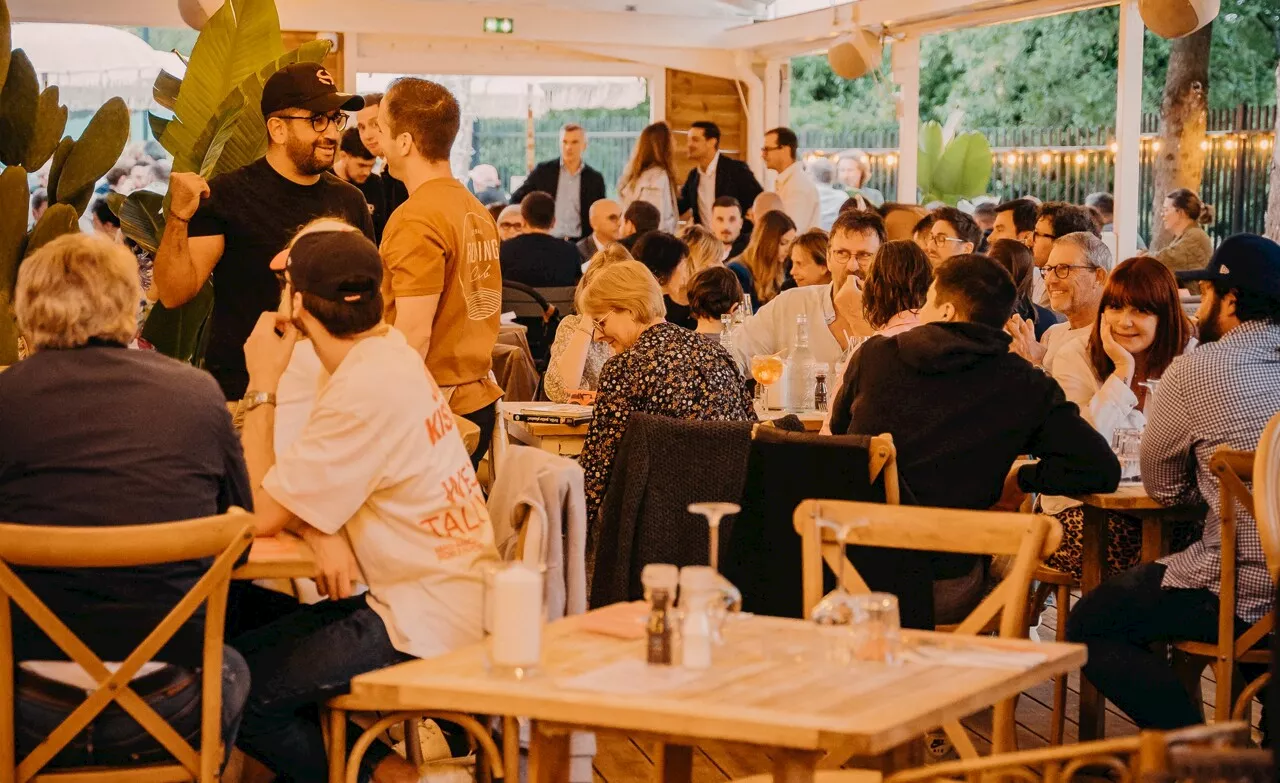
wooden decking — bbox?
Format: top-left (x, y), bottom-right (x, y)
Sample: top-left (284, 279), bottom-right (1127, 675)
top-left (588, 595), bottom-right (1263, 783)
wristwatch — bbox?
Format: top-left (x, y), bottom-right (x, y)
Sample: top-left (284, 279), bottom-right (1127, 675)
top-left (242, 390), bottom-right (276, 412)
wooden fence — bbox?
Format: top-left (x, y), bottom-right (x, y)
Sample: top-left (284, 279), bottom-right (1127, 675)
top-left (470, 104), bottom-right (1276, 241)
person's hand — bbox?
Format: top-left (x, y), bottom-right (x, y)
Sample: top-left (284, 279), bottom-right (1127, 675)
top-left (992, 466), bottom-right (1028, 512)
top-left (168, 172), bottom-right (210, 221)
top-left (1006, 314), bottom-right (1047, 367)
top-left (244, 312), bottom-right (298, 391)
top-left (1099, 320), bottom-right (1136, 384)
top-left (300, 527), bottom-right (360, 599)
top-left (833, 274), bottom-right (863, 321)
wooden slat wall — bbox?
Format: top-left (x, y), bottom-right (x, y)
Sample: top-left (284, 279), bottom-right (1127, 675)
top-left (281, 31), bottom-right (345, 90)
top-left (665, 68), bottom-right (749, 182)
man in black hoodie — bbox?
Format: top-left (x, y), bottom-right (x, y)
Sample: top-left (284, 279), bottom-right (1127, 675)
top-left (830, 253), bottom-right (1120, 513)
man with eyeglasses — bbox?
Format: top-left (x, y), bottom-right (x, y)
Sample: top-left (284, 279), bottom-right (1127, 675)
top-left (154, 63), bottom-right (374, 402)
top-left (762, 127), bottom-right (820, 233)
top-left (730, 210), bottom-right (885, 369)
top-left (924, 206), bottom-right (982, 269)
top-left (1009, 231), bottom-right (1112, 374)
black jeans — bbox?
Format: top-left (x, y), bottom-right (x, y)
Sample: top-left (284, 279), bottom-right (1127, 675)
top-left (232, 595), bottom-right (412, 783)
top-left (1066, 562), bottom-right (1252, 729)
top-left (462, 400), bottom-right (498, 470)
top-left (16, 647), bottom-right (250, 770)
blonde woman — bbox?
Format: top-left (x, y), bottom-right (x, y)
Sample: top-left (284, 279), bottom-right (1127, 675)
top-left (577, 260), bottom-right (755, 521)
top-left (543, 243), bottom-right (633, 402)
top-left (680, 224), bottom-right (725, 273)
top-left (618, 121), bottom-right (679, 234)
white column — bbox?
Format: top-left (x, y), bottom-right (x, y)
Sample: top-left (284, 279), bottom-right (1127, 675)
top-left (737, 52), bottom-right (766, 183)
top-left (341, 31), bottom-right (359, 94)
top-left (648, 67), bottom-right (667, 124)
top-left (764, 59), bottom-right (785, 132)
top-left (891, 36), bottom-right (921, 204)
top-left (1113, 0), bottom-right (1144, 259)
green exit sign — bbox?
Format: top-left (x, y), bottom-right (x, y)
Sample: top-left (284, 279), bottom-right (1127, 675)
top-left (483, 16), bottom-right (514, 34)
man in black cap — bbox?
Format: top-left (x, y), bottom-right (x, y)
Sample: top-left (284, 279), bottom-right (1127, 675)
top-left (153, 62), bottom-right (375, 402)
top-left (232, 223), bottom-right (499, 783)
top-left (1068, 233), bottom-right (1280, 732)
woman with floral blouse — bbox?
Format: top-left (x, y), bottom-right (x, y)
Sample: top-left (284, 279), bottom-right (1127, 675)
top-left (577, 260), bottom-right (756, 523)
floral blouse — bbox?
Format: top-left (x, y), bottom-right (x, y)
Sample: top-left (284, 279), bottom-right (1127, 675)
top-left (580, 322), bottom-right (756, 523)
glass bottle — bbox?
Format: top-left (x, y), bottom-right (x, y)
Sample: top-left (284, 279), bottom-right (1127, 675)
top-left (782, 314), bottom-right (816, 413)
top-left (646, 587), bottom-right (674, 665)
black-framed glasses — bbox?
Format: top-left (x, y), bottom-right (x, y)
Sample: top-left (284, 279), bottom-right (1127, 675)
top-left (1044, 264), bottom-right (1096, 279)
top-left (761, 146), bottom-right (783, 153)
top-left (276, 112), bottom-right (348, 133)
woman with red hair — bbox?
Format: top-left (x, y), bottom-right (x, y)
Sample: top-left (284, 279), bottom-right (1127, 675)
top-left (1042, 256), bottom-right (1198, 578)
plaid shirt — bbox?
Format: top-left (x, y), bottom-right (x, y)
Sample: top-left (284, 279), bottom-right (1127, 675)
top-left (1142, 320), bottom-right (1280, 622)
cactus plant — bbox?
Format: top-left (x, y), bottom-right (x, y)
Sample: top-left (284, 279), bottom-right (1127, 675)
top-left (0, 0), bottom-right (131, 364)
top-left (917, 120), bottom-right (994, 206)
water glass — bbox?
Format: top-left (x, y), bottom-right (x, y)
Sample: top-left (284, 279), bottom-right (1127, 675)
top-left (1112, 427), bottom-right (1143, 483)
top-left (482, 562), bottom-right (547, 679)
top-left (848, 592), bottom-right (902, 665)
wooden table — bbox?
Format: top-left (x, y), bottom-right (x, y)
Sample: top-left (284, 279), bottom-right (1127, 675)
top-left (1068, 484), bottom-right (1205, 740)
top-left (349, 607), bottom-right (1086, 783)
top-left (232, 534), bottom-right (317, 580)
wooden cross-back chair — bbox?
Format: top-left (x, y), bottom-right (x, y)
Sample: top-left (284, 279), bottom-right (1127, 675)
top-left (0, 512), bottom-right (255, 783)
top-left (793, 500), bottom-right (1062, 761)
top-left (1174, 412), bottom-right (1280, 723)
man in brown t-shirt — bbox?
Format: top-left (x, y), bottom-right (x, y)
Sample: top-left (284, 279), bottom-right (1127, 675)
top-left (377, 77), bottom-right (503, 464)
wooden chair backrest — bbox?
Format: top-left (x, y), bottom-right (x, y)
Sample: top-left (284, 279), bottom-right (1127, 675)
top-left (0, 511), bottom-right (256, 783)
top-left (1208, 446), bottom-right (1276, 657)
top-left (1251, 410), bottom-right (1280, 584)
top-left (792, 500), bottom-right (1062, 639)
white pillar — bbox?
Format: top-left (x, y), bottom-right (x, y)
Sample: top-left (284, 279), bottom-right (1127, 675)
top-left (1114, 0), bottom-right (1144, 259)
top-left (738, 52), bottom-right (766, 183)
top-left (648, 68), bottom-right (667, 124)
top-left (341, 32), bottom-right (359, 94)
top-left (891, 36), bottom-right (921, 204)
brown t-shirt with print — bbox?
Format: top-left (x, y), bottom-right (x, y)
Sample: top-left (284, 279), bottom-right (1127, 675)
top-left (380, 178), bottom-right (503, 415)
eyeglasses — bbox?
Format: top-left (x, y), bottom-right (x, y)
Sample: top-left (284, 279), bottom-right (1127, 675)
top-left (276, 112), bottom-right (348, 133)
top-left (1035, 231), bottom-right (1057, 242)
top-left (928, 234), bottom-right (968, 248)
top-left (1043, 263), bottom-right (1096, 279)
top-left (829, 248), bottom-right (876, 265)
top-left (760, 146), bottom-right (783, 153)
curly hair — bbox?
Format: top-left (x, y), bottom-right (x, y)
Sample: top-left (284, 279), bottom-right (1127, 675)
top-left (862, 240), bottom-right (933, 331)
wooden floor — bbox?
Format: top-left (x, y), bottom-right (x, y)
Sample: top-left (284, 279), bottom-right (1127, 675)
top-left (589, 594), bottom-right (1263, 783)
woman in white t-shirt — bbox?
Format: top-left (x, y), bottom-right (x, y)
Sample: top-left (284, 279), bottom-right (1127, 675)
top-left (1044, 256), bottom-right (1199, 578)
top-left (618, 121), bottom-right (680, 235)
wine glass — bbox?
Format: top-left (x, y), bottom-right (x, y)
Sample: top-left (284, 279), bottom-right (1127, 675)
top-left (750, 353), bottom-right (785, 410)
top-left (687, 502), bottom-right (743, 642)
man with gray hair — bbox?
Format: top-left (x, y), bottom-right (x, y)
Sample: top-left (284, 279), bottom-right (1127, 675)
top-left (808, 158), bottom-right (847, 231)
top-left (509, 124), bottom-right (606, 241)
top-left (1009, 230), bottom-right (1112, 374)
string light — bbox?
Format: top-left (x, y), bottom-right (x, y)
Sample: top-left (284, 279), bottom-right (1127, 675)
top-left (1005, 152), bottom-right (1018, 165)
top-left (1074, 153), bottom-right (1087, 165)
top-left (1039, 152), bottom-right (1052, 165)
top-left (885, 153), bottom-right (898, 166)
top-left (1199, 140), bottom-right (1210, 151)
top-left (1109, 141), bottom-right (1118, 153)
top-left (1261, 138), bottom-right (1274, 151)
top-left (1223, 138), bottom-right (1237, 151)
top-left (1152, 140), bottom-right (1161, 151)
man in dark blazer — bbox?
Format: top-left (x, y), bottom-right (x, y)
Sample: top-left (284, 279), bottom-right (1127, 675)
top-left (510, 124), bottom-right (606, 242)
top-left (678, 120), bottom-right (764, 230)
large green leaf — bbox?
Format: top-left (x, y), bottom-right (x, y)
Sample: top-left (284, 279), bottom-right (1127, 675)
top-left (153, 70), bottom-right (183, 112)
top-left (208, 39), bottom-right (331, 179)
top-left (45, 136), bottom-right (73, 203)
top-left (916, 121), bottom-right (945, 199)
top-left (24, 203), bottom-right (79, 258)
top-left (0, 165), bottom-right (27, 365)
top-left (195, 94), bottom-right (246, 179)
top-left (55, 97), bottom-right (129, 202)
top-left (148, 112), bottom-right (172, 141)
top-left (113, 190), bottom-right (166, 254)
top-left (23, 86), bottom-right (68, 171)
top-left (160, 0), bottom-right (285, 174)
top-left (141, 281), bottom-right (215, 363)
top-left (0, 0), bottom-right (12, 98)
top-left (932, 131), bottom-right (993, 201)
top-left (0, 50), bottom-right (39, 166)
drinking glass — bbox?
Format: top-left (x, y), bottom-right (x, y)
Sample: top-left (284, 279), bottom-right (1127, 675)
top-left (1138, 378), bottom-right (1160, 411)
top-left (848, 592), bottom-right (902, 664)
top-left (750, 353), bottom-right (785, 409)
top-left (1112, 427), bottom-right (1143, 483)
top-left (687, 502), bottom-right (743, 639)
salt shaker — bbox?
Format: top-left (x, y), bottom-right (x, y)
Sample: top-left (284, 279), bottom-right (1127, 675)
top-left (678, 566), bottom-right (719, 669)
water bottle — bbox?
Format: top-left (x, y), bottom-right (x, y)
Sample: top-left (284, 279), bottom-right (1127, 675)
top-left (782, 314), bottom-right (816, 413)
top-left (719, 314), bottom-right (734, 350)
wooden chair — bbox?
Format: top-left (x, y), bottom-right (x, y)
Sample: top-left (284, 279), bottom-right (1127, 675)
top-left (728, 716), bottom-right (1253, 783)
top-left (1172, 429), bottom-right (1280, 723)
top-left (794, 500), bottom-right (1063, 762)
top-left (0, 512), bottom-right (255, 783)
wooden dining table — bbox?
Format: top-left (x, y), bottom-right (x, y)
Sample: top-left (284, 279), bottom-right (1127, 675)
top-left (348, 605), bottom-right (1087, 783)
top-left (1067, 483), bottom-right (1205, 740)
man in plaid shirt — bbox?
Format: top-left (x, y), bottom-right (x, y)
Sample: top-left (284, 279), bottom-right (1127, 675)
top-left (1068, 234), bottom-right (1280, 729)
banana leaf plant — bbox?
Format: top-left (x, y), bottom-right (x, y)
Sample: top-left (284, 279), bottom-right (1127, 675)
top-left (917, 120), bottom-right (993, 206)
top-left (114, 0), bottom-right (330, 364)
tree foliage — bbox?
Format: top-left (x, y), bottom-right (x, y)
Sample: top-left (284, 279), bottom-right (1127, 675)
top-left (790, 4), bottom-right (1280, 134)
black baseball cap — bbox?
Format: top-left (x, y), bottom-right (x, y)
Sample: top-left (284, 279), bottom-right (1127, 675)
top-left (261, 62), bottom-right (364, 117)
top-left (280, 230), bottom-right (382, 303)
top-left (1176, 233), bottom-right (1280, 299)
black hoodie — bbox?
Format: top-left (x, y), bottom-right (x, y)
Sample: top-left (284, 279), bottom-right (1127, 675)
top-left (829, 321), bottom-right (1120, 512)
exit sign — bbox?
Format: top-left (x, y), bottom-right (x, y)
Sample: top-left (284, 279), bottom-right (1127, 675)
top-left (483, 16), bottom-right (514, 34)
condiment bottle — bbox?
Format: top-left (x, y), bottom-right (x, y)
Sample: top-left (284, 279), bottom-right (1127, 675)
top-left (646, 587), bottom-right (674, 665)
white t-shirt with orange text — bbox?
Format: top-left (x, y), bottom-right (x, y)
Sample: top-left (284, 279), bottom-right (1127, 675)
top-left (263, 327), bottom-right (499, 659)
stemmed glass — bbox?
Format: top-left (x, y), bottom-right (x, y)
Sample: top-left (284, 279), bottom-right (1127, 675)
top-left (687, 502), bottom-right (744, 638)
top-left (750, 353), bottom-right (784, 410)
top-left (810, 518), bottom-right (859, 626)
